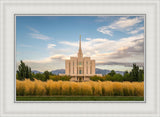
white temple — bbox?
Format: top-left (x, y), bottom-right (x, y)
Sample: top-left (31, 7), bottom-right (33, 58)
top-left (60, 35), bottom-right (102, 81)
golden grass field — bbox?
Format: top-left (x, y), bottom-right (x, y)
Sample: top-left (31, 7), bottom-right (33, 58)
top-left (16, 79), bottom-right (144, 96)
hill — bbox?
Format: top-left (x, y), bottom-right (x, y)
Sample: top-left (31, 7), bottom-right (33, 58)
top-left (32, 68), bottom-right (124, 75)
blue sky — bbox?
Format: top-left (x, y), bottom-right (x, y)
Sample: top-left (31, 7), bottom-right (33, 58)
top-left (16, 16), bottom-right (144, 72)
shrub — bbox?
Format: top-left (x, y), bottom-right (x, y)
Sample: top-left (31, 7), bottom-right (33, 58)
top-left (49, 75), bottom-right (71, 81)
top-left (16, 79), bottom-right (144, 96)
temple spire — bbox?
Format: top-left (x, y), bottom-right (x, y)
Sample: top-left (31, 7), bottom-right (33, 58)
top-left (78, 35), bottom-right (83, 58)
top-left (79, 35), bottom-right (81, 51)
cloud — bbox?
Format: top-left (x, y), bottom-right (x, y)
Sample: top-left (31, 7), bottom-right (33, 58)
top-left (23, 54), bottom-right (67, 64)
top-left (27, 26), bottom-right (52, 40)
top-left (48, 44), bottom-right (56, 49)
top-left (17, 54), bottom-right (68, 72)
top-left (97, 16), bottom-right (144, 36)
top-left (110, 16), bottom-right (143, 29)
top-left (59, 34), bottom-right (144, 67)
top-left (128, 27), bottom-right (144, 34)
top-left (59, 41), bottom-right (78, 47)
top-left (97, 62), bottom-right (144, 67)
top-left (108, 39), bottom-right (144, 59)
top-left (97, 27), bottom-right (113, 36)
top-left (86, 38), bottom-right (92, 41)
top-left (50, 54), bottom-right (67, 60)
top-left (30, 33), bottom-right (51, 40)
top-left (27, 26), bottom-right (40, 33)
top-left (19, 33), bottom-right (144, 72)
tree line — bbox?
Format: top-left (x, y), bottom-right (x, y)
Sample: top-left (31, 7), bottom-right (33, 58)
top-left (16, 61), bottom-right (144, 82)
top-left (16, 60), bottom-right (71, 81)
top-left (90, 64), bottom-right (144, 82)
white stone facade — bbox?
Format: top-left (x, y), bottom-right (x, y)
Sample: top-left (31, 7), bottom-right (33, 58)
top-left (60, 35), bottom-right (102, 81)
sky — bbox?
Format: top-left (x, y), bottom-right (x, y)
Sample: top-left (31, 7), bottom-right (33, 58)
top-left (16, 15), bottom-right (145, 72)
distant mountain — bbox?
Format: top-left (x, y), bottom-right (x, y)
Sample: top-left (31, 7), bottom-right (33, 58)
top-left (95, 68), bottom-right (124, 75)
top-left (32, 68), bottom-right (124, 75)
top-left (32, 70), bottom-right (42, 74)
top-left (95, 68), bottom-right (111, 75)
top-left (115, 71), bottom-right (125, 75)
top-left (51, 69), bottom-right (65, 75)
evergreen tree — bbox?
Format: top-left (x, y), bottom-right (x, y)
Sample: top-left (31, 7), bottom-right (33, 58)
top-left (129, 64), bottom-right (140, 81)
top-left (44, 71), bottom-right (50, 81)
top-left (108, 70), bottom-right (116, 76)
top-left (130, 64), bottom-right (144, 81)
top-left (16, 60), bottom-right (32, 80)
top-left (138, 69), bottom-right (144, 81)
top-left (25, 66), bottom-right (29, 79)
top-left (112, 74), bottom-right (123, 81)
top-left (123, 71), bottom-right (130, 81)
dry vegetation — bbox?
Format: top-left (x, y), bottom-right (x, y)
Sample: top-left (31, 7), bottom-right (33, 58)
top-left (16, 79), bottom-right (144, 96)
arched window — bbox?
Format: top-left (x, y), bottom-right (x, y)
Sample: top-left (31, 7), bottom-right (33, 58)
top-left (79, 70), bottom-right (81, 74)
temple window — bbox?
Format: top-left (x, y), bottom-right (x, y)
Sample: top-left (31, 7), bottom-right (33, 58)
top-left (79, 70), bottom-right (81, 74)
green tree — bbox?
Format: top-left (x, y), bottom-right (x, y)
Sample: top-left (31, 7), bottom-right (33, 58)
top-left (104, 74), bottom-right (112, 81)
top-left (44, 71), bottom-right (50, 81)
top-left (16, 60), bottom-right (32, 80)
top-left (33, 73), bottom-right (45, 81)
top-left (138, 69), bottom-right (144, 81)
top-left (99, 76), bottom-right (106, 81)
top-left (108, 70), bottom-right (116, 76)
top-left (130, 64), bottom-right (139, 81)
top-left (49, 75), bottom-right (71, 81)
top-left (123, 71), bottom-right (130, 81)
top-left (60, 75), bottom-right (71, 81)
top-left (112, 74), bottom-right (123, 81)
top-left (49, 72), bottom-right (53, 75)
top-left (90, 75), bottom-right (101, 81)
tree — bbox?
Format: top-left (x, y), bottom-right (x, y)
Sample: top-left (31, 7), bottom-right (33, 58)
top-left (49, 75), bottom-right (71, 81)
top-left (16, 60), bottom-right (32, 80)
top-left (112, 74), bottom-right (123, 81)
top-left (130, 64), bottom-right (139, 81)
top-left (128, 64), bottom-right (144, 82)
top-left (90, 75), bottom-right (101, 81)
top-left (108, 70), bottom-right (116, 76)
top-left (29, 67), bottom-right (33, 80)
top-left (49, 72), bottom-right (53, 75)
top-left (33, 73), bottom-right (45, 81)
top-left (104, 75), bottom-right (112, 81)
top-left (44, 71), bottom-right (50, 81)
top-left (60, 75), bottom-right (71, 81)
top-left (138, 69), bottom-right (144, 81)
top-left (123, 71), bottom-right (130, 81)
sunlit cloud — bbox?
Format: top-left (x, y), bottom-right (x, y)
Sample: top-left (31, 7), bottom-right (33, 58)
top-left (17, 16), bottom-right (144, 72)
top-left (97, 27), bottom-right (113, 36)
top-left (29, 33), bottom-right (51, 40)
top-left (48, 44), bottom-right (56, 49)
top-left (97, 16), bottom-right (144, 36)
top-left (60, 34), bottom-right (144, 67)
top-left (19, 33), bottom-right (144, 72)
top-left (17, 54), bottom-right (69, 72)
top-left (128, 27), bottom-right (144, 34)
top-left (59, 41), bottom-right (78, 47)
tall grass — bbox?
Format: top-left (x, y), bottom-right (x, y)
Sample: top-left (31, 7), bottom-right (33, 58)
top-left (16, 79), bottom-right (144, 96)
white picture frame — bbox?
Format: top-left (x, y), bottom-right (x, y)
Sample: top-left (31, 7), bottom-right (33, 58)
top-left (0, 0), bottom-right (160, 117)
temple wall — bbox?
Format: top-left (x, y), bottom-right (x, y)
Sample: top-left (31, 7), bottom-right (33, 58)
top-left (63, 37), bottom-right (102, 81)
top-left (65, 60), bottom-right (70, 75)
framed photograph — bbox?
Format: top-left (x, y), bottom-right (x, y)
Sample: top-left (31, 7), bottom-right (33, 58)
top-left (0, 0), bottom-right (160, 117)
